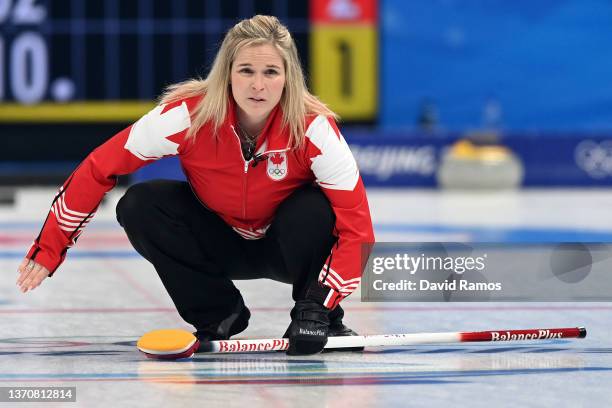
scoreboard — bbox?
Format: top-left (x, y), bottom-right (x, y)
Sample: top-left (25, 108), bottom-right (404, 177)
top-left (0, 0), bottom-right (309, 121)
top-left (0, 0), bottom-right (377, 123)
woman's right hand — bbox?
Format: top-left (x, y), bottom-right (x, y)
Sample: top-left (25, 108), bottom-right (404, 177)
top-left (16, 258), bottom-right (50, 293)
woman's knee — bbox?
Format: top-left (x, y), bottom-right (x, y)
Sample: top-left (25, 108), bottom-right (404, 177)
top-left (274, 186), bottom-right (335, 235)
top-left (115, 181), bottom-right (160, 226)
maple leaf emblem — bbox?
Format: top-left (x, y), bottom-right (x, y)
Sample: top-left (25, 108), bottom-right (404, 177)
top-left (270, 153), bottom-right (285, 166)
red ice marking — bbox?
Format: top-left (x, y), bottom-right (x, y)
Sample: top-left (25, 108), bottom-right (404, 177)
top-left (102, 259), bottom-right (171, 309)
top-left (0, 233), bottom-right (129, 247)
top-left (0, 376), bottom-right (438, 385)
top-left (160, 377), bottom-right (428, 386)
top-left (0, 340), bottom-right (91, 350)
top-left (0, 305), bottom-right (610, 315)
top-left (250, 305), bottom-right (612, 312)
top-left (0, 378), bottom-right (142, 382)
top-left (0, 308), bottom-right (176, 314)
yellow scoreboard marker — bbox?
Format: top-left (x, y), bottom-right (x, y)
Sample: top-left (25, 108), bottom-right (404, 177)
top-left (0, 101), bottom-right (155, 123)
top-left (310, 0), bottom-right (378, 120)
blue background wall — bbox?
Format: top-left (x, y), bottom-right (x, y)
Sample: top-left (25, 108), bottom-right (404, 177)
top-left (381, 0), bottom-right (612, 131)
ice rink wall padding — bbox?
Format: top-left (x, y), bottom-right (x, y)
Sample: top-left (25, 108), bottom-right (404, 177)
top-left (132, 131), bottom-right (612, 188)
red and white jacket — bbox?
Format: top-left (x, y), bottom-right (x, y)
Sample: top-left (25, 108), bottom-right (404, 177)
top-left (26, 96), bottom-right (375, 309)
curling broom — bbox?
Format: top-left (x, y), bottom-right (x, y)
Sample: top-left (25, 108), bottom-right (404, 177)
top-left (137, 326), bottom-right (586, 359)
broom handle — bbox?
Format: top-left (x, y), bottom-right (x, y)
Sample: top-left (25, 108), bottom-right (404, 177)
top-left (198, 326), bottom-right (586, 353)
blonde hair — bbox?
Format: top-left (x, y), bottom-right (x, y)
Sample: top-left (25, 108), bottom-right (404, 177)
top-left (160, 15), bottom-right (337, 148)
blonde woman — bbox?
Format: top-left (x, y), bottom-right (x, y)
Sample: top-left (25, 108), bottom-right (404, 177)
top-left (16, 15), bottom-right (374, 355)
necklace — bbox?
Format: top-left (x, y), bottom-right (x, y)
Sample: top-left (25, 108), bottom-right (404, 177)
top-left (237, 123), bottom-right (260, 141)
top-left (236, 123), bottom-right (260, 160)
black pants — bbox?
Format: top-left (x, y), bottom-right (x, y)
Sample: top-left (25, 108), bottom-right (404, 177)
top-left (116, 180), bottom-right (336, 331)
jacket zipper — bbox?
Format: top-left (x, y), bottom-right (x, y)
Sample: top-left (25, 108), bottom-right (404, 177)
top-left (231, 125), bottom-right (252, 221)
top-left (242, 160), bottom-right (249, 220)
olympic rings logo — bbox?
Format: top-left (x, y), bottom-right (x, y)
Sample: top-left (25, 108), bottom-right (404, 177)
top-left (268, 168), bottom-right (286, 176)
top-left (575, 140), bottom-right (612, 179)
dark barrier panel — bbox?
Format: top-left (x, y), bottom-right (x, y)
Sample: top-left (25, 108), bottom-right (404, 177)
top-left (131, 130), bottom-right (612, 187)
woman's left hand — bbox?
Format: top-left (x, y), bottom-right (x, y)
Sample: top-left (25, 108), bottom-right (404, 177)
top-left (16, 257), bottom-right (50, 293)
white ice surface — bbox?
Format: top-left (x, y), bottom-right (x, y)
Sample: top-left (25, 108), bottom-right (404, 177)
top-left (1, 188), bottom-right (611, 408)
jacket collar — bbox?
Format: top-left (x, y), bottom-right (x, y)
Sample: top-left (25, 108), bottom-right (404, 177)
top-left (227, 97), bottom-right (291, 154)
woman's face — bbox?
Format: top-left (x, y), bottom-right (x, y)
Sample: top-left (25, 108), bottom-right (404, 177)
top-left (230, 43), bottom-right (286, 125)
